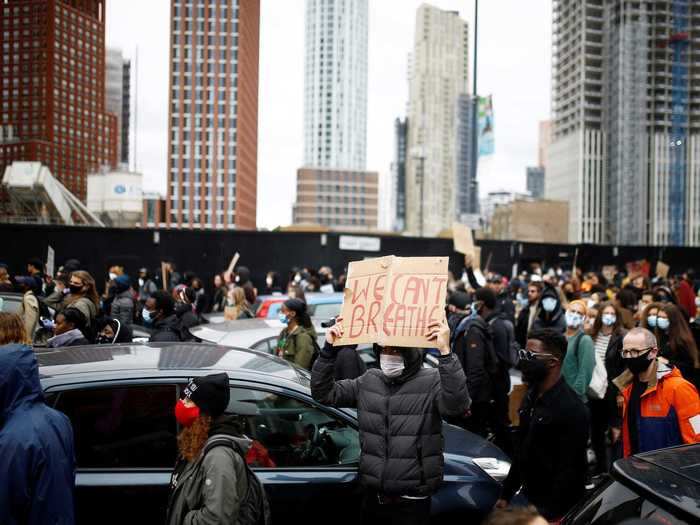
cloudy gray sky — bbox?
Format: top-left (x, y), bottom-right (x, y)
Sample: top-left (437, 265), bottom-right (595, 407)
top-left (106, 0), bottom-right (552, 230)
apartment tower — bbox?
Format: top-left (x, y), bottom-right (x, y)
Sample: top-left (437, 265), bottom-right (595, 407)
top-left (547, 0), bottom-right (700, 245)
top-left (0, 0), bottom-right (117, 201)
top-left (106, 47), bottom-right (130, 166)
top-left (405, 5), bottom-right (469, 236)
top-left (166, 0), bottom-right (259, 230)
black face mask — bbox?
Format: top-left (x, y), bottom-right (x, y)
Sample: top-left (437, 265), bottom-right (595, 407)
top-left (96, 334), bottom-right (112, 345)
top-left (623, 353), bottom-right (653, 375)
top-left (69, 284), bottom-right (82, 295)
top-left (520, 358), bottom-right (550, 385)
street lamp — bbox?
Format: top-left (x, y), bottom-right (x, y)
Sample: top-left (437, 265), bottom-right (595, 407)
top-left (410, 146), bottom-right (426, 237)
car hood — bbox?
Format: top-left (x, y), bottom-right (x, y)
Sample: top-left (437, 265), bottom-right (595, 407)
top-left (442, 422), bottom-right (508, 462)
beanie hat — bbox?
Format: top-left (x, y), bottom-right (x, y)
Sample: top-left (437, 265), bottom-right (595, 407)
top-left (182, 372), bottom-right (230, 418)
top-left (448, 291), bottom-right (470, 310)
top-left (114, 275), bottom-right (131, 293)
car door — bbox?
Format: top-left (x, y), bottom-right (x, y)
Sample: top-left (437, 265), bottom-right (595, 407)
top-left (47, 381), bottom-right (178, 525)
top-left (228, 382), bottom-right (363, 525)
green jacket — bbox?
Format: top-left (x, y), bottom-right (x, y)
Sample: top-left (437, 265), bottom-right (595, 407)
top-left (562, 330), bottom-right (595, 403)
top-left (278, 324), bottom-right (317, 370)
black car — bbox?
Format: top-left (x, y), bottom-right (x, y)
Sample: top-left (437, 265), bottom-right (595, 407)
top-left (563, 444), bottom-right (700, 524)
top-left (37, 343), bottom-right (510, 525)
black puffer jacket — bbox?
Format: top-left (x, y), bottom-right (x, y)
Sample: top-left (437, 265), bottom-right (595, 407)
top-left (311, 343), bottom-right (470, 497)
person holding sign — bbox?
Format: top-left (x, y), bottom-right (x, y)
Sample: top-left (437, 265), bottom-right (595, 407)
top-left (311, 316), bottom-right (469, 525)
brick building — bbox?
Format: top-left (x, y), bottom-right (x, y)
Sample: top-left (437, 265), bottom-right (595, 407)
top-left (292, 167), bottom-right (378, 231)
top-left (166, 0), bottom-right (259, 230)
top-left (0, 0), bottom-right (117, 201)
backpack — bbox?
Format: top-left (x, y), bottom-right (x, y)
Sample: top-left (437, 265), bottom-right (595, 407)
top-left (307, 333), bottom-right (323, 371)
top-left (202, 437), bottom-right (272, 525)
top-left (488, 316), bottom-right (520, 368)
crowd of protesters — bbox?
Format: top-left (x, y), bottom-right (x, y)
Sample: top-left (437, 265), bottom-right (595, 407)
top-left (2, 252), bottom-right (700, 524)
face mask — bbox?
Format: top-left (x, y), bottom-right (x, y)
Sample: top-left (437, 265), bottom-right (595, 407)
top-left (565, 311), bottom-right (583, 328)
top-left (657, 318), bottom-right (670, 331)
top-left (294, 273), bottom-right (302, 283)
top-left (69, 284), bottom-right (82, 295)
top-left (587, 300), bottom-right (596, 309)
top-left (520, 358), bottom-right (549, 385)
top-left (62, 287), bottom-right (70, 295)
top-left (380, 354), bottom-right (405, 378)
top-left (96, 334), bottom-right (112, 344)
top-left (235, 275), bottom-right (240, 283)
top-left (602, 314), bottom-right (617, 326)
top-left (266, 277), bottom-right (273, 287)
top-left (542, 297), bottom-right (557, 312)
top-left (109, 272), bottom-right (118, 281)
top-left (623, 352), bottom-right (653, 375)
top-left (279, 313), bottom-right (289, 325)
top-left (647, 315), bottom-right (657, 328)
top-left (138, 278), bottom-right (144, 287)
top-left (175, 399), bottom-right (200, 427)
top-left (142, 308), bottom-right (155, 326)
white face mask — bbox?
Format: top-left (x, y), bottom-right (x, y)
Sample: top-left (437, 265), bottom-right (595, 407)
top-left (266, 277), bottom-right (273, 287)
top-left (138, 278), bottom-right (145, 287)
top-left (565, 311), bottom-right (584, 328)
top-left (109, 272), bottom-right (118, 281)
top-left (380, 354), bottom-right (405, 378)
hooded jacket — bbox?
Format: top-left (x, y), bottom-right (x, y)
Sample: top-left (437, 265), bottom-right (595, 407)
top-left (278, 324), bottom-right (318, 370)
top-left (149, 314), bottom-right (183, 342)
top-left (111, 288), bottom-right (135, 328)
top-left (0, 344), bottom-right (76, 525)
top-left (167, 416), bottom-right (249, 525)
top-left (311, 343), bottom-right (470, 497)
top-left (616, 361), bottom-right (700, 457)
top-left (47, 328), bottom-right (89, 348)
top-left (455, 316), bottom-right (498, 404)
top-left (532, 288), bottom-right (566, 334)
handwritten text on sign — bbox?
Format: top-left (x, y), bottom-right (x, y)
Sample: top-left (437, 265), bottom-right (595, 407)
top-left (336, 256), bottom-right (449, 348)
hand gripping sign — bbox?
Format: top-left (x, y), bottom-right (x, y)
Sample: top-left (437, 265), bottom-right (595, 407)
top-left (334, 256), bottom-right (449, 348)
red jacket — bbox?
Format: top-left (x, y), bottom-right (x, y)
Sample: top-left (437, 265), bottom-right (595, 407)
top-left (618, 363), bottom-right (700, 457)
top-left (677, 280), bottom-right (697, 319)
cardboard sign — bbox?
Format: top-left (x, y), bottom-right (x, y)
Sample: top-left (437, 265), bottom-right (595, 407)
top-left (453, 222), bottom-right (475, 256)
top-left (335, 256), bottom-right (449, 348)
top-left (46, 245), bottom-right (55, 278)
top-left (656, 261), bottom-right (670, 279)
top-left (161, 261), bottom-right (169, 290)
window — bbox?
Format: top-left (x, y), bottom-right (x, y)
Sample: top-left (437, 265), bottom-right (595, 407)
top-left (229, 388), bottom-right (359, 468)
top-left (52, 385), bottom-right (177, 468)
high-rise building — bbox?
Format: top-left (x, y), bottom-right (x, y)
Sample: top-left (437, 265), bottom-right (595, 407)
top-left (547, 0), bottom-right (700, 246)
top-left (166, 0), bottom-right (259, 230)
top-left (0, 0), bottom-right (117, 202)
top-left (292, 167), bottom-right (378, 230)
top-left (390, 117), bottom-right (407, 232)
top-left (303, 0), bottom-right (368, 171)
top-left (405, 5), bottom-right (469, 236)
top-left (106, 48), bottom-right (130, 166)
top-left (456, 93), bottom-right (478, 220)
top-left (538, 119), bottom-right (552, 170)
top-left (526, 166), bottom-right (545, 199)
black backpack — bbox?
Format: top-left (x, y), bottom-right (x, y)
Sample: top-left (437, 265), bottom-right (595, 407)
top-left (203, 437), bottom-right (271, 525)
top-left (488, 316), bottom-right (520, 368)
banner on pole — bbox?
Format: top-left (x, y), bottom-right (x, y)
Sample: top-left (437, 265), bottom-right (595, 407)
top-left (478, 95), bottom-right (495, 156)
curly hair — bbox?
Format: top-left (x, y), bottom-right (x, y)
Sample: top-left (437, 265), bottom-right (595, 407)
top-left (177, 414), bottom-right (212, 462)
top-left (0, 312), bottom-right (30, 345)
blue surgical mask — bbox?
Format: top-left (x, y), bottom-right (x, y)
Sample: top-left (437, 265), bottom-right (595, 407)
top-left (142, 308), bottom-right (155, 326)
top-left (657, 317), bottom-right (670, 331)
top-left (565, 311), bottom-right (583, 328)
top-left (279, 313), bottom-right (289, 325)
top-left (542, 297), bottom-right (557, 313)
top-left (647, 315), bottom-right (657, 328)
top-left (602, 314), bottom-right (617, 326)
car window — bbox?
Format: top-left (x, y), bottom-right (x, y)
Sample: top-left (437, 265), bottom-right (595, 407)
top-left (250, 337), bottom-right (276, 354)
top-left (54, 385), bottom-right (178, 469)
top-left (568, 480), bottom-right (691, 525)
top-left (0, 297), bottom-right (21, 313)
top-left (228, 387), bottom-right (359, 468)
top-left (309, 303), bottom-right (341, 319)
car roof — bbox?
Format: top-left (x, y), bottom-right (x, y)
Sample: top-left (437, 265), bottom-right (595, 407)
top-left (614, 444), bottom-right (700, 520)
top-left (36, 342), bottom-right (307, 387)
top-left (190, 318), bottom-right (325, 347)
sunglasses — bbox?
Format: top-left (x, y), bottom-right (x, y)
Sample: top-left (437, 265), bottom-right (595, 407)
top-left (519, 348), bottom-right (558, 362)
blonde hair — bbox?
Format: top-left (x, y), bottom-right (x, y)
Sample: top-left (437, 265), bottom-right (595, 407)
top-left (0, 312), bottom-right (31, 345)
top-left (567, 299), bottom-right (588, 316)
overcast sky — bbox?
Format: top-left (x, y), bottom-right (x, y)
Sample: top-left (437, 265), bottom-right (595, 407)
top-left (106, 0), bottom-right (552, 230)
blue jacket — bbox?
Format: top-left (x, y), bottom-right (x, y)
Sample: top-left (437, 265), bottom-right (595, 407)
top-left (0, 344), bottom-right (76, 525)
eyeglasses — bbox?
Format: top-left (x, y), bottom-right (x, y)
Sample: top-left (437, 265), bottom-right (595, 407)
top-left (519, 348), bottom-right (557, 362)
top-left (621, 347), bottom-right (653, 359)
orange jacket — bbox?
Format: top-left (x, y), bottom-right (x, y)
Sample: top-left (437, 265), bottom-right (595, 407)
top-left (618, 362), bottom-right (700, 457)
